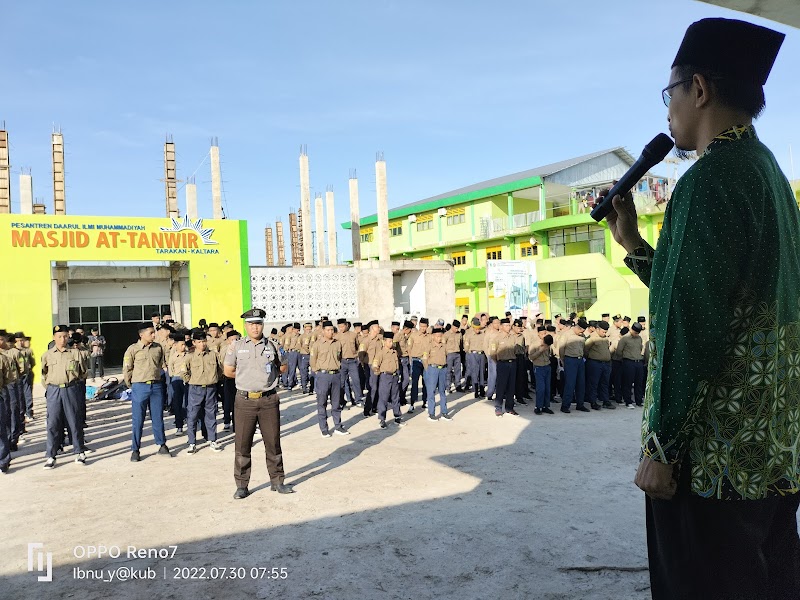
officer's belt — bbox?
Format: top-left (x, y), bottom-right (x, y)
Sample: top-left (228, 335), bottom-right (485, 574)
top-left (236, 389), bottom-right (277, 399)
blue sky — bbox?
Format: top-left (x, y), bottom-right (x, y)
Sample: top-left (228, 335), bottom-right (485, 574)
top-left (3, 1), bottom-right (798, 263)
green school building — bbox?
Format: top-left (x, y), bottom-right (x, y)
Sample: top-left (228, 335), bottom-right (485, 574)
top-left (344, 148), bottom-right (671, 320)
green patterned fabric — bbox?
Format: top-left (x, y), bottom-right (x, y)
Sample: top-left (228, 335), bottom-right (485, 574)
top-left (631, 125), bottom-right (800, 500)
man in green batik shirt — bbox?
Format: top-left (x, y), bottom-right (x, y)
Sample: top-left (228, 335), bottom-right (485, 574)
top-left (606, 18), bottom-right (799, 600)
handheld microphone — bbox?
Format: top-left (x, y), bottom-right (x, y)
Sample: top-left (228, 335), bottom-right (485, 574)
top-left (590, 133), bottom-right (674, 222)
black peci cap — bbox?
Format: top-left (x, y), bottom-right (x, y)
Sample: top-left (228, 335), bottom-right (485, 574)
top-left (137, 322), bottom-right (155, 331)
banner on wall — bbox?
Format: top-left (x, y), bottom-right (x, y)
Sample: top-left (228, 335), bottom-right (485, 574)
top-left (486, 260), bottom-right (540, 317)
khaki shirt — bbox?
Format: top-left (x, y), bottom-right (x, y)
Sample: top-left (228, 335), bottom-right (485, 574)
top-left (617, 334), bottom-right (644, 361)
top-left (299, 332), bottom-right (314, 354)
top-left (1, 351), bottom-right (19, 384)
top-left (358, 334), bottom-right (382, 363)
top-left (558, 332), bottom-right (586, 360)
top-left (423, 338), bottom-right (447, 367)
top-left (489, 331), bottom-right (518, 361)
top-left (168, 350), bottom-right (189, 378)
top-left (338, 330), bottom-right (359, 359)
top-left (5, 347), bottom-right (23, 378)
top-left (529, 338), bottom-right (552, 367)
top-left (18, 346), bottom-right (35, 375)
top-left (76, 345), bottom-right (92, 380)
top-left (40, 346), bottom-right (85, 386)
top-left (397, 331), bottom-right (411, 357)
top-left (123, 341), bottom-right (166, 385)
top-left (372, 346), bottom-right (399, 374)
top-left (584, 334), bottom-right (612, 362)
top-left (311, 338), bottom-right (342, 372)
top-left (224, 336), bottom-right (285, 392)
top-left (407, 331), bottom-right (430, 359)
top-left (285, 333), bottom-right (301, 352)
top-left (207, 335), bottom-right (224, 353)
top-left (443, 330), bottom-right (461, 354)
top-left (185, 349), bottom-right (222, 385)
top-left (522, 329), bottom-right (538, 351)
top-left (463, 328), bottom-right (485, 352)
top-left (484, 328), bottom-right (501, 355)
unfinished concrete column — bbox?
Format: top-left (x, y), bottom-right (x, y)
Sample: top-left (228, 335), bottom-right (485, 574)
top-left (349, 171), bottom-right (361, 262)
top-left (185, 178), bottom-right (198, 220)
top-left (375, 153), bottom-right (389, 261)
top-left (164, 138), bottom-right (178, 218)
top-left (276, 220), bottom-right (286, 266)
top-left (19, 172), bottom-right (33, 214)
top-left (52, 132), bottom-right (66, 215)
top-left (211, 137), bottom-right (223, 219)
top-left (0, 129), bottom-right (9, 213)
top-left (265, 227), bottom-right (274, 266)
top-left (326, 188), bottom-right (337, 265)
top-left (289, 212), bottom-right (301, 265)
top-left (300, 147), bottom-right (312, 265)
top-left (315, 193), bottom-right (326, 266)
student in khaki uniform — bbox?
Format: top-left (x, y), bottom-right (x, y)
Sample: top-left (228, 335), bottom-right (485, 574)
top-left (310, 320), bottom-right (347, 437)
top-left (484, 317), bottom-right (502, 401)
top-left (422, 326), bottom-right (452, 421)
top-left (407, 317), bottom-right (430, 411)
top-left (13, 332), bottom-right (35, 426)
top-left (220, 330), bottom-right (240, 432)
top-left (359, 320), bottom-right (384, 416)
top-left (41, 325), bottom-right (87, 468)
top-left (463, 317), bottom-right (486, 396)
top-left (184, 330), bottom-right (223, 453)
top-left (489, 318), bottom-right (520, 417)
top-left (0, 344), bottom-right (8, 472)
top-left (529, 327), bottom-right (555, 415)
top-left (337, 319), bottom-right (360, 408)
top-left (123, 322), bottom-right (170, 462)
top-left (1, 333), bottom-right (24, 451)
top-left (298, 323), bottom-right (314, 394)
top-left (558, 319), bottom-right (589, 413)
top-left (617, 323), bottom-right (645, 408)
top-left (70, 332), bottom-right (92, 448)
top-left (584, 321), bottom-right (614, 410)
top-left (372, 331), bottom-right (403, 429)
top-left (512, 319), bottom-right (530, 405)
top-left (608, 315), bottom-right (624, 402)
top-left (206, 323), bottom-right (223, 352)
top-left (444, 320), bottom-right (464, 393)
top-left (167, 333), bottom-right (189, 435)
top-left (398, 321), bottom-right (413, 402)
top-left (282, 323), bottom-right (301, 390)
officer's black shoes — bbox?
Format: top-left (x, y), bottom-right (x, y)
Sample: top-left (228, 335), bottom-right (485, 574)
top-left (158, 444), bottom-right (171, 456)
top-left (534, 408), bottom-right (543, 415)
top-left (507, 410), bottom-right (520, 416)
top-left (591, 403), bottom-right (602, 410)
top-left (44, 457), bottom-right (56, 469)
top-left (130, 451), bottom-right (140, 462)
top-left (542, 407), bottom-right (555, 414)
top-left (603, 402), bottom-right (616, 409)
top-left (560, 407), bottom-right (571, 414)
top-left (333, 426), bottom-right (350, 436)
top-left (394, 418), bottom-right (404, 426)
top-left (517, 398), bottom-right (528, 405)
top-left (270, 483), bottom-right (294, 494)
top-left (187, 444), bottom-right (197, 454)
top-left (577, 406), bottom-right (591, 413)
top-left (379, 420), bottom-right (387, 429)
top-left (233, 487), bottom-right (249, 500)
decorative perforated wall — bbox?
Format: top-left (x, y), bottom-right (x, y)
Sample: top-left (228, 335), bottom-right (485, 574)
top-left (250, 267), bottom-right (358, 322)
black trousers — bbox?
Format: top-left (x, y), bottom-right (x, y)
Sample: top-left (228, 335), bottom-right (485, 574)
top-left (233, 391), bottom-right (283, 488)
top-left (647, 460), bottom-right (800, 600)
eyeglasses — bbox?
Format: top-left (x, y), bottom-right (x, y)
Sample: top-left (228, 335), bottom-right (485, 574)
top-left (661, 78), bottom-right (693, 107)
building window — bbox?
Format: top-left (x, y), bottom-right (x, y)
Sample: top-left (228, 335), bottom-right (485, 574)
top-left (360, 227), bottom-right (374, 243)
top-left (486, 245), bottom-right (502, 260)
top-left (416, 220), bottom-right (434, 232)
top-left (446, 207), bottom-right (466, 226)
top-left (547, 225), bottom-right (605, 257)
top-left (389, 221), bottom-right (403, 237)
top-left (520, 242), bottom-right (538, 257)
top-left (548, 279), bottom-right (598, 315)
top-left (456, 299), bottom-right (470, 315)
top-left (451, 251), bottom-right (467, 266)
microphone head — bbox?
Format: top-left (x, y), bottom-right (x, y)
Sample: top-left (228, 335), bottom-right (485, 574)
top-left (643, 133), bottom-right (674, 162)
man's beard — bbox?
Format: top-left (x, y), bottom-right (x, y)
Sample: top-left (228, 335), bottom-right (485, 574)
top-left (674, 147), bottom-right (697, 161)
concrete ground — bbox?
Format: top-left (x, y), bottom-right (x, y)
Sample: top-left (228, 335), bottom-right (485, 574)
top-left (2, 376), bottom-right (653, 599)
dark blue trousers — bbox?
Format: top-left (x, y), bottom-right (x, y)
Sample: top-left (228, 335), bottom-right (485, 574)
top-left (534, 365), bottom-right (551, 409)
top-left (446, 353), bottom-right (462, 389)
top-left (286, 351), bottom-right (299, 388)
top-left (487, 357), bottom-right (497, 398)
top-left (611, 359), bottom-right (623, 403)
top-left (410, 358), bottom-right (427, 406)
top-left (364, 369), bottom-right (379, 416)
top-left (7, 383), bottom-right (23, 444)
top-left (223, 376), bottom-right (236, 428)
top-left (562, 356), bottom-right (586, 408)
top-left (378, 372), bottom-right (401, 420)
top-left (130, 381), bottom-right (166, 452)
top-left (621, 359), bottom-right (645, 405)
top-left (585, 359), bottom-right (611, 405)
top-left (340, 358), bottom-right (360, 405)
top-left (299, 353), bottom-right (310, 390)
top-left (315, 371), bottom-right (342, 433)
top-left (22, 373), bottom-right (33, 417)
top-left (424, 366), bottom-right (448, 416)
top-left (0, 386), bottom-right (11, 468)
top-left (187, 384), bottom-right (217, 444)
top-left (46, 384), bottom-right (83, 458)
top-left (466, 352), bottom-right (486, 388)
top-left (170, 377), bottom-right (187, 429)
top-left (400, 357), bottom-right (410, 401)
top-left (495, 360), bottom-right (516, 412)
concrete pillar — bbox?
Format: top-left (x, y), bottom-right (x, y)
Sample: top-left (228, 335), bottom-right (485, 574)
top-left (300, 149), bottom-right (312, 265)
top-left (315, 193), bottom-right (326, 266)
top-left (265, 227), bottom-right (274, 266)
top-left (164, 140), bottom-right (178, 219)
top-left (326, 189), bottom-right (337, 265)
top-left (539, 184), bottom-right (547, 220)
top-left (210, 139), bottom-right (223, 219)
top-left (289, 212), bottom-right (301, 265)
top-left (375, 155), bottom-right (389, 261)
top-left (185, 181), bottom-right (198, 220)
top-left (276, 221), bottom-right (286, 266)
top-left (52, 133), bottom-right (66, 215)
top-left (53, 263), bottom-right (70, 325)
top-left (0, 130), bottom-right (9, 214)
top-left (20, 173), bottom-right (33, 214)
top-left (349, 174), bottom-right (361, 261)
top-left (169, 262), bottom-right (183, 324)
